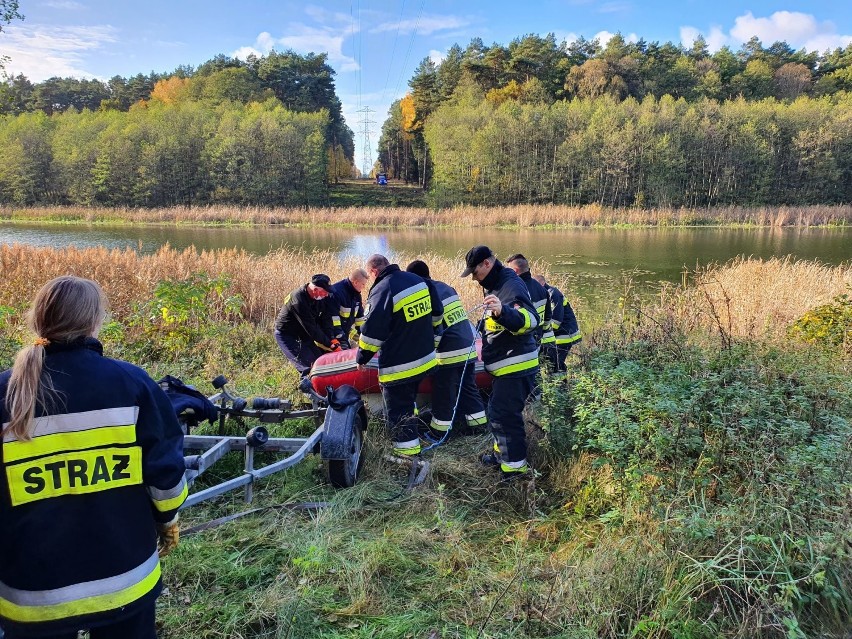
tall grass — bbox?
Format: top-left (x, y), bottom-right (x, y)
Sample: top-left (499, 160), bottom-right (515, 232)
top-left (2, 203), bottom-right (851, 227)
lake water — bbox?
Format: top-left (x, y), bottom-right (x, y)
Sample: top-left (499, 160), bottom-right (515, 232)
top-left (2, 222), bottom-right (849, 314)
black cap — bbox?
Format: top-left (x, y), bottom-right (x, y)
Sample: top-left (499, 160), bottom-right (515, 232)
top-left (460, 245), bottom-right (494, 277)
top-left (310, 274), bottom-right (332, 291)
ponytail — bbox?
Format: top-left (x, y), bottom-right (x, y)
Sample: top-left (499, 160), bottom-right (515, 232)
top-left (5, 344), bottom-right (48, 440)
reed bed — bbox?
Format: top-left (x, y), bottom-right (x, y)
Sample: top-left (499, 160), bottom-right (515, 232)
top-left (669, 256), bottom-right (852, 340)
top-left (0, 244), bottom-right (495, 327)
top-left (2, 203), bottom-right (851, 228)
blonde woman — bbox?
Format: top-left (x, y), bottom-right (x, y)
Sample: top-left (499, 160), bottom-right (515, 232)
top-left (0, 276), bottom-right (187, 639)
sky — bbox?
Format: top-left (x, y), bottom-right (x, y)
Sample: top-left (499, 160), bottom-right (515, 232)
top-left (2, 0), bottom-right (851, 173)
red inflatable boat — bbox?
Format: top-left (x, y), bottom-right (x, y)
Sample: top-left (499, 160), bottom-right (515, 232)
top-left (309, 340), bottom-right (492, 396)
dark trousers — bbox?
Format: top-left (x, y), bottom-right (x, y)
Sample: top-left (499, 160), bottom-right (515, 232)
top-left (274, 330), bottom-right (322, 377)
top-left (2, 602), bottom-right (156, 639)
top-left (381, 376), bottom-right (424, 448)
top-left (544, 343), bottom-right (574, 372)
top-left (431, 364), bottom-right (486, 432)
top-left (488, 373), bottom-right (536, 464)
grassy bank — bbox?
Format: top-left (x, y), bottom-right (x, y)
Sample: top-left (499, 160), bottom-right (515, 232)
top-left (0, 248), bottom-right (850, 638)
top-left (2, 203), bottom-right (852, 229)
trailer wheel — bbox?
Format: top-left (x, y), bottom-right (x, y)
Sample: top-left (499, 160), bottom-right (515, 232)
top-left (324, 412), bottom-right (365, 488)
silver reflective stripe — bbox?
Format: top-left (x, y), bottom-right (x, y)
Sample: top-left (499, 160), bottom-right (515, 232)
top-left (359, 334), bottom-right (384, 348)
top-left (0, 551), bottom-right (158, 607)
top-left (485, 350), bottom-right (539, 372)
top-left (503, 458), bottom-right (527, 470)
top-left (441, 294), bottom-right (460, 306)
top-left (147, 475), bottom-right (187, 501)
top-left (466, 411), bottom-right (486, 421)
top-left (340, 306), bottom-right (353, 316)
top-left (380, 351), bottom-right (435, 376)
top-left (392, 283), bottom-right (427, 306)
top-left (3, 407), bottom-right (139, 443)
top-left (437, 345), bottom-right (476, 359)
top-left (430, 417), bottom-right (452, 429)
top-left (393, 438), bottom-right (420, 449)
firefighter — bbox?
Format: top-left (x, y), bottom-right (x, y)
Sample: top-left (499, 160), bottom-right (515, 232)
top-left (273, 274), bottom-right (340, 378)
top-left (356, 254), bottom-right (443, 457)
top-left (0, 276), bottom-right (187, 639)
top-left (327, 269), bottom-right (369, 348)
top-left (534, 274), bottom-right (582, 372)
top-left (461, 246), bottom-right (539, 480)
top-left (406, 260), bottom-right (487, 437)
top-left (506, 253), bottom-right (553, 350)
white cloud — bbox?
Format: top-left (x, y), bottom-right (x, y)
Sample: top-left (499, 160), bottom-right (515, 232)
top-left (682, 11), bottom-right (852, 54)
top-left (44, 0), bottom-right (84, 9)
top-left (370, 15), bottom-right (471, 36)
top-left (598, 1), bottom-right (631, 14)
top-left (428, 49), bottom-right (445, 65)
top-left (2, 23), bottom-right (117, 81)
top-left (593, 30), bottom-right (638, 47)
top-left (232, 8), bottom-right (359, 72)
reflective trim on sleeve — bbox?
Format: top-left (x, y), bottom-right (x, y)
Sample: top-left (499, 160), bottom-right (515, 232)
top-left (378, 352), bottom-right (437, 383)
top-left (555, 330), bottom-right (582, 345)
top-left (147, 475), bottom-right (188, 512)
top-left (357, 334), bottom-right (384, 352)
top-left (510, 308), bottom-right (537, 335)
top-left (0, 551), bottom-right (161, 623)
top-left (332, 316), bottom-right (342, 328)
top-left (551, 319), bottom-right (562, 330)
top-left (541, 330), bottom-right (556, 344)
top-left (339, 306), bottom-right (353, 318)
top-left (485, 350), bottom-right (539, 376)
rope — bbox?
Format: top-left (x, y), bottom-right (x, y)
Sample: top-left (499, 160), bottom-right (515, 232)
top-left (420, 305), bottom-right (487, 452)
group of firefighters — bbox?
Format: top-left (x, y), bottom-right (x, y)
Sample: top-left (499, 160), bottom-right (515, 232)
top-left (274, 245), bottom-right (581, 482)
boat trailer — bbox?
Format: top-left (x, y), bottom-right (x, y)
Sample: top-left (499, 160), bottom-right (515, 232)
top-left (179, 376), bottom-right (367, 509)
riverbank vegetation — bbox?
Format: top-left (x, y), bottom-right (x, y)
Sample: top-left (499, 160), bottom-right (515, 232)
top-left (2, 202), bottom-right (851, 228)
top-left (0, 246), bottom-right (850, 637)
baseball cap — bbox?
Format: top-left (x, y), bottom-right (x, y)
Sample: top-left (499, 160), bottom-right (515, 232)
top-left (460, 245), bottom-right (494, 277)
top-left (310, 274), bottom-right (333, 291)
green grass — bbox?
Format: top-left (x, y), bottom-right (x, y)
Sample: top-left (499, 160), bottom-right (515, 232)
top-left (328, 179), bottom-right (428, 208)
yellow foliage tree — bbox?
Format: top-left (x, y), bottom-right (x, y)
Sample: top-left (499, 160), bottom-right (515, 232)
top-left (400, 93), bottom-right (418, 132)
top-left (150, 76), bottom-right (192, 105)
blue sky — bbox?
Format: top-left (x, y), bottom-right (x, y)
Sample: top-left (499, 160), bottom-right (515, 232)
top-left (3, 0), bottom-right (851, 172)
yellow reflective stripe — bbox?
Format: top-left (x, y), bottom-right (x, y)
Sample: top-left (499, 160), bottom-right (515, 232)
top-left (443, 300), bottom-right (467, 327)
top-left (148, 477), bottom-right (188, 512)
top-left (378, 356), bottom-right (436, 383)
top-left (394, 288), bottom-right (432, 322)
top-left (551, 319), bottom-right (562, 329)
top-left (500, 461), bottom-right (528, 473)
top-left (432, 315), bottom-right (443, 327)
top-left (510, 308), bottom-right (536, 335)
top-left (555, 331), bottom-right (582, 345)
top-left (436, 350), bottom-right (477, 366)
top-left (541, 330), bottom-right (556, 344)
top-left (392, 286), bottom-right (429, 312)
top-left (486, 350), bottom-right (539, 376)
top-left (6, 446), bottom-right (143, 506)
top-left (354, 318), bottom-right (365, 327)
top-left (332, 316), bottom-right (342, 327)
top-left (357, 336), bottom-right (381, 352)
top-left (3, 425), bottom-right (136, 464)
top-left (466, 412), bottom-right (487, 426)
top-left (0, 555), bottom-right (160, 623)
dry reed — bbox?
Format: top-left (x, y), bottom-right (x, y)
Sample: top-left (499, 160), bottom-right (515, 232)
top-left (669, 256), bottom-right (852, 340)
top-left (2, 204), bottom-right (851, 228)
top-left (2, 245), bottom-right (847, 342)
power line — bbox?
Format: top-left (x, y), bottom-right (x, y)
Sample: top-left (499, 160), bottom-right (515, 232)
top-left (392, 0), bottom-right (427, 100)
top-left (381, 0), bottom-right (407, 99)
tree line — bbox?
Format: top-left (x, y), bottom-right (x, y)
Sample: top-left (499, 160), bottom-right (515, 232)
top-left (0, 50), bottom-right (355, 167)
top-left (378, 33), bottom-right (852, 206)
top-left (0, 99), bottom-right (333, 206)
